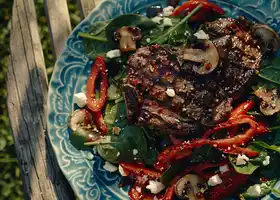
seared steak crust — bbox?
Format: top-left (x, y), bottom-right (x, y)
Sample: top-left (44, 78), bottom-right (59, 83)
top-left (123, 18), bottom-right (262, 137)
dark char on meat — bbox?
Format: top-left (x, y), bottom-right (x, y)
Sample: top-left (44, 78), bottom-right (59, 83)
top-left (122, 17), bottom-right (263, 137)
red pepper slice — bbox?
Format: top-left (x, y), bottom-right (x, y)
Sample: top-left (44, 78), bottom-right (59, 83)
top-left (228, 100), bottom-right (255, 136)
top-left (129, 182), bottom-right (175, 200)
top-left (171, 0), bottom-right (225, 20)
top-left (92, 111), bottom-right (108, 135)
top-left (231, 100), bottom-right (255, 118)
top-left (120, 162), bottom-right (162, 180)
top-left (155, 115), bottom-right (267, 171)
top-left (220, 146), bottom-right (259, 157)
top-left (86, 57), bottom-right (108, 112)
top-left (206, 170), bottom-right (249, 200)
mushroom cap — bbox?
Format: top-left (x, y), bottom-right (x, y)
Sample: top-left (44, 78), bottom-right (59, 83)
top-left (175, 174), bottom-right (208, 200)
top-left (183, 40), bottom-right (220, 75)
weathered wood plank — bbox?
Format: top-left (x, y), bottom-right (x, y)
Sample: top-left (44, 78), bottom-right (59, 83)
top-left (44, 0), bottom-right (72, 60)
top-left (78, 0), bottom-right (96, 18)
top-left (7, 0), bottom-right (74, 199)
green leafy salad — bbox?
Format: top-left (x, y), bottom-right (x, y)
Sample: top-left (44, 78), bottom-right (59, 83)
top-left (68, 0), bottom-right (280, 199)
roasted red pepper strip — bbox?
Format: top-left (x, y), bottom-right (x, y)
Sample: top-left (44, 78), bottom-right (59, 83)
top-left (228, 100), bottom-right (255, 137)
top-left (231, 100), bottom-right (255, 117)
top-left (155, 115), bottom-right (268, 171)
top-left (86, 57), bottom-right (108, 112)
top-left (203, 101), bottom-right (255, 139)
top-left (220, 146), bottom-right (259, 157)
top-left (129, 182), bottom-right (175, 200)
top-left (206, 170), bottom-right (249, 200)
top-left (92, 111), bottom-right (108, 135)
top-left (171, 0), bottom-right (225, 20)
top-left (120, 162), bottom-right (162, 180)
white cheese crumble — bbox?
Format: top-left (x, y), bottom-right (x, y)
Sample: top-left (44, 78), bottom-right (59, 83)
top-left (236, 154), bottom-right (250, 166)
top-left (263, 156), bottom-right (270, 166)
top-left (219, 165), bottom-right (230, 174)
top-left (103, 161), bottom-right (118, 172)
top-left (118, 165), bottom-right (128, 176)
top-left (146, 38), bottom-right (151, 43)
top-left (194, 30), bottom-right (210, 40)
top-left (136, 186), bottom-right (142, 193)
top-left (106, 49), bottom-right (121, 59)
top-left (163, 6), bottom-right (174, 16)
top-left (166, 88), bottom-right (176, 97)
top-left (208, 174), bottom-right (223, 186)
top-left (151, 16), bottom-right (162, 24)
top-left (73, 93), bottom-right (87, 108)
top-left (163, 18), bottom-right (173, 27)
top-left (143, 175), bottom-right (149, 182)
top-left (116, 152), bottom-right (120, 157)
top-left (133, 149), bottom-right (138, 155)
top-left (146, 180), bottom-right (165, 194)
top-left (154, 196), bottom-right (158, 200)
top-left (246, 184), bottom-right (262, 197)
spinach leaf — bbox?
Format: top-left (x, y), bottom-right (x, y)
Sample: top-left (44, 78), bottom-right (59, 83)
top-left (79, 20), bottom-right (112, 59)
top-left (105, 14), bottom-right (157, 46)
top-left (229, 150), bottom-right (268, 175)
top-left (258, 154), bottom-right (280, 179)
top-left (104, 103), bottom-right (127, 126)
top-left (191, 144), bottom-right (223, 163)
top-left (251, 141), bottom-right (280, 153)
top-left (229, 156), bottom-right (259, 175)
top-left (148, 4), bottom-right (202, 45)
top-left (258, 58), bottom-right (280, 86)
top-left (241, 179), bottom-right (277, 199)
top-left (108, 84), bottom-right (121, 100)
top-left (97, 144), bottom-right (120, 164)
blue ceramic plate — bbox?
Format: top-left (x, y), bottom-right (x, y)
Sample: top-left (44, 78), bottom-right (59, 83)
top-left (48, 0), bottom-right (280, 199)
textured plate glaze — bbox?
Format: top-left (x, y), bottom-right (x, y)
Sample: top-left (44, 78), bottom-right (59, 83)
top-left (47, 0), bottom-right (280, 199)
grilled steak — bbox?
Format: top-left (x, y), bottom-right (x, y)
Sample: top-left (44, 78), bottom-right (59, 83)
top-left (123, 18), bottom-right (262, 137)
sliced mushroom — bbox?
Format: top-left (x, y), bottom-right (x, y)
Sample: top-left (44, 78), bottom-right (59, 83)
top-left (183, 40), bottom-right (220, 75)
top-left (254, 87), bottom-right (280, 116)
top-left (114, 26), bottom-right (142, 52)
top-left (251, 24), bottom-right (280, 56)
top-left (175, 174), bottom-right (208, 200)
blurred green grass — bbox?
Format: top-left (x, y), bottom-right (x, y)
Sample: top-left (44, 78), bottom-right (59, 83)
top-left (0, 0), bottom-right (80, 199)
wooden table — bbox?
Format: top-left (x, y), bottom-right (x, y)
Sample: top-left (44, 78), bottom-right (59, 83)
top-left (7, 0), bottom-right (102, 199)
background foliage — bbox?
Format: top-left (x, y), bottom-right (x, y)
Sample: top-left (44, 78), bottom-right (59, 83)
top-left (0, 0), bottom-right (80, 199)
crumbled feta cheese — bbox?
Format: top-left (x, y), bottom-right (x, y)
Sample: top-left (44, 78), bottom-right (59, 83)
top-left (146, 180), bottom-right (165, 194)
top-left (166, 88), bottom-right (176, 97)
top-left (236, 154), bottom-right (250, 166)
top-left (116, 152), bottom-right (120, 157)
top-left (163, 6), bottom-right (174, 16)
top-left (246, 184), bottom-right (262, 197)
top-left (106, 49), bottom-right (121, 59)
top-left (163, 18), bottom-right (173, 27)
top-left (184, 30), bottom-right (191, 37)
top-left (263, 156), bottom-right (270, 166)
top-left (133, 149), bottom-right (138, 155)
top-left (73, 93), bottom-right (87, 108)
top-left (103, 161), bottom-right (118, 172)
top-left (136, 186), bottom-right (142, 193)
top-left (152, 16), bottom-right (162, 24)
top-left (143, 175), bottom-right (149, 182)
top-left (194, 30), bottom-right (210, 40)
top-left (208, 174), bottom-right (223, 186)
top-left (118, 165), bottom-right (128, 176)
top-left (154, 196), bottom-right (158, 200)
top-left (146, 38), bottom-right (151, 43)
top-left (219, 165), bottom-right (230, 173)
